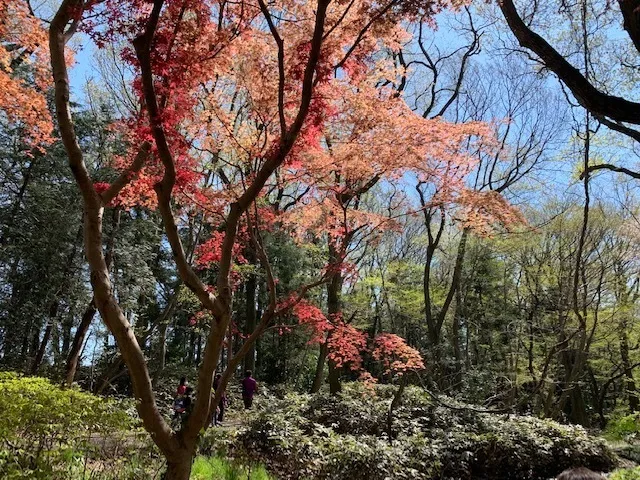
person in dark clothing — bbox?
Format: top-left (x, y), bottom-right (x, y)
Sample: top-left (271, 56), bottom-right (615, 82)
top-left (182, 387), bottom-right (194, 419)
top-left (556, 468), bottom-right (604, 480)
top-left (241, 370), bottom-right (257, 409)
top-left (172, 386), bottom-right (193, 428)
top-left (212, 374), bottom-right (226, 424)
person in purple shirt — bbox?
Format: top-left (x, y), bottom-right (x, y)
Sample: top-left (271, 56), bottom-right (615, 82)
top-left (241, 370), bottom-right (258, 409)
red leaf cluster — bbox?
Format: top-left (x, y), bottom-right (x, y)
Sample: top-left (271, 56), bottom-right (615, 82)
top-left (292, 300), bottom-right (332, 344)
top-left (373, 333), bottom-right (425, 375)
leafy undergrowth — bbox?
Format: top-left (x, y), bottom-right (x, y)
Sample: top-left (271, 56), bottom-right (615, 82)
top-left (212, 383), bottom-right (617, 480)
top-left (604, 413), bottom-right (640, 465)
top-left (0, 374), bottom-right (621, 479)
top-left (0, 372), bottom-right (160, 479)
top-left (606, 413), bottom-right (640, 443)
top-left (191, 455), bottom-right (274, 480)
top-left (610, 467), bottom-right (640, 480)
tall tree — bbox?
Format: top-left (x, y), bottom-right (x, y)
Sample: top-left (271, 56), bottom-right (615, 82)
top-left (46, 0), bottom-right (476, 476)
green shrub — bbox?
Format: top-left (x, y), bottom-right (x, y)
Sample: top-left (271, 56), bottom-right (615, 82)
top-left (0, 372), bottom-right (138, 479)
top-left (304, 393), bottom-right (387, 435)
top-left (234, 384), bottom-right (617, 480)
top-left (606, 413), bottom-right (640, 442)
top-left (610, 467), bottom-right (640, 480)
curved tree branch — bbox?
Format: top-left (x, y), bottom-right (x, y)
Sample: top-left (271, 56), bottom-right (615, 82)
top-left (50, 0), bottom-right (174, 456)
top-left (499, 0), bottom-right (640, 125)
top-left (581, 163), bottom-right (640, 180)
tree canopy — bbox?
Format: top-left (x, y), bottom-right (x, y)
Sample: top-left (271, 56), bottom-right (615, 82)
top-left (1, 0), bottom-right (639, 478)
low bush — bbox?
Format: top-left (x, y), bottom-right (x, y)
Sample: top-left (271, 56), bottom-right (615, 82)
top-left (610, 467), bottom-right (640, 480)
top-left (0, 372), bottom-right (155, 479)
top-left (236, 383), bottom-right (617, 480)
top-left (606, 413), bottom-right (640, 442)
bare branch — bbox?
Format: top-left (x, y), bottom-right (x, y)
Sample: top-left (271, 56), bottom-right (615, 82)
top-left (257, 0), bottom-right (287, 136)
top-left (581, 163), bottom-right (640, 180)
top-left (499, 0), bottom-right (640, 125)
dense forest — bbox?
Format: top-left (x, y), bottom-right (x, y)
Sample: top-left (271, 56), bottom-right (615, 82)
top-left (1, 0), bottom-right (640, 478)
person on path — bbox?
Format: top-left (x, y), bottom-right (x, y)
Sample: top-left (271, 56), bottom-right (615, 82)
top-left (176, 376), bottom-right (187, 396)
top-left (212, 373), bottom-right (227, 425)
top-left (241, 370), bottom-right (258, 409)
top-left (172, 383), bottom-right (192, 427)
top-left (180, 387), bottom-right (194, 424)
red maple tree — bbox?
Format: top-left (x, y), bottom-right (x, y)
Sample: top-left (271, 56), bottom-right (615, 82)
top-left (40, 0), bottom-right (513, 477)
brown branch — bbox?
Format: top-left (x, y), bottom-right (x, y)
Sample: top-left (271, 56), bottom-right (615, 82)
top-left (433, 7), bottom-right (481, 118)
top-left (257, 0), bottom-right (286, 136)
top-left (581, 163), bottom-right (640, 180)
top-left (133, 1), bottom-right (222, 319)
top-left (618, 0), bottom-right (640, 52)
top-left (216, 0), bottom-right (332, 285)
top-left (499, 0), bottom-right (640, 125)
top-left (191, 0), bottom-right (332, 444)
top-left (50, 0), bottom-right (98, 207)
top-left (595, 114), bottom-right (640, 143)
top-left (131, 0), bottom-right (231, 447)
top-left (415, 372), bottom-right (513, 414)
top-left (334, 0), bottom-right (398, 70)
top-left (206, 270), bottom-right (328, 424)
top-left (50, 0), bottom-right (174, 456)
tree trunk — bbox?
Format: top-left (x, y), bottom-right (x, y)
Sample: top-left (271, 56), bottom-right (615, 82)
top-left (155, 321), bottom-right (169, 378)
top-left (0, 158), bottom-right (36, 246)
top-left (424, 227), bottom-right (468, 385)
top-left (187, 331), bottom-right (195, 366)
top-left (244, 251), bottom-right (257, 373)
top-left (65, 301), bottom-right (97, 386)
top-left (50, 0), bottom-right (331, 468)
top-left (450, 288), bottom-right (463, 388)
top-left (328, 360), bottom-right (342, 394)
top-left (369, 286), bottom-right (380, 338)
top-left (151, 288), bottom-right (180, 384)
top-left (60, 314), bottom-right (74, 359)
top-left (95, 357), bottom-right (125, 395)
top-left (416, 198), bottom-right (446, 351)
top-left (620, 324), bottom-right (639, 412)
top-left (31, 313), bottom-right (55, 374)
top-left (560, 74), bottom-right (590, 428)
top-left (423, 241), bottom-right (438, 346)
top-left (32, 223), bottom-right (83, 374)
top-left (65, 209), bottom-right (120, 386)
top-left (164, 452), bottom-right (193, 480)
top-left (311, 342), bottom-right (328, 393)
top-left (326, 242), bottom-right (344, 395)
top-left (569, 385), bottom-right (589, 427)
top-left (196, 333), bottom-right (202, 365)
top-left (435, 228), bottom-right (468, 342)
top-left (387, 374), bottom-right (407, 444)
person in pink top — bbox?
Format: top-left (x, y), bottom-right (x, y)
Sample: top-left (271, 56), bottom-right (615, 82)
top-left (241, 370), bottom-right (258, 409)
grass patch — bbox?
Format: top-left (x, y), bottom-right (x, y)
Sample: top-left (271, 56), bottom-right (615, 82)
top-left (610, 467), bottom-right (640, 480)
top-left (191, 455), bottom-right (274, 480)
